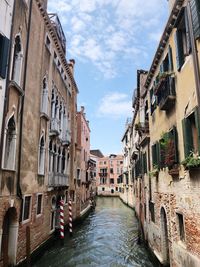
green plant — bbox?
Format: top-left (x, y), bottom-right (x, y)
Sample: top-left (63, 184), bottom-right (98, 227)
top-left (181, 152), bottom-right (200, 169)
top-left (149, 165), bottom-right (159, 177)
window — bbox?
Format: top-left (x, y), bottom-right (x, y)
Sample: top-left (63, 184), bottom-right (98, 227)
top-left (53, 51), bottom-right (57, 63)
top-left (110, 168), bottom-right (113, 174)
top-left (151, 142), bottom-right (159, 168)
top-left (190, 0), bottom-right (200, 40)
top-left (22, 196), bottom-right (31, 222)
top-left (36, 194), bottom-right (43, 215)
top-left (149, 201), bottom-right (155, 223)
top-left (50, 211), bottom-right (55, 231)
top-left (182, 107), bottom-right (200, 157)
top-left (116, 187), bottom-right (118, 191)
top-left (45, 35), bottom-right (51, 51)
top-left (38, 135), bottom-right (45, 175)
top-left (104, 161), bottom-right (106, 165)
top-left (120, 161), bottom-right (123, 164)
top-left (40, 76), bottom-right (48, 116)
top-left (102, 187), bottom-right (105, 191)
top-left (77, 168), bottom-right (80, 179)
top-left (0, 33), bottom-right (10, 79)
top-left (177, 213), bottom-right (185, 241)
top-left (57, 147), bottom-right (61, 173)
top-left (70, 190), bottom-right (75, 202)
top-left (3, 116), bottom-right (16, 170)
top-left (174, 8), bottom-right (191, 71)
top-left (65, 191), bottom-right (68, 204)
top-left (61, 148), bottom-right (65, 173)
top-left (110, 178), bottom-right (114, 184)
top-left (150, 88), bottom-right (157, 115)
top-left (11, 35), bottom-right (23, 85)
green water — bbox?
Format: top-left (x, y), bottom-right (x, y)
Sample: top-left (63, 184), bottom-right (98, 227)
top-left (33, 197), bottom-right (156, 267)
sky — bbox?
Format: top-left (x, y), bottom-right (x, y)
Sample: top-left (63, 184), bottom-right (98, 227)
top-left (48, 0), bottom-right (169, 156)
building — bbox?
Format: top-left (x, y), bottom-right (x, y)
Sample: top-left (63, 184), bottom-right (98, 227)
top-left (96, 154), bottom-right (123, 196)
top-left (0, 1), bottom-right (78, 265)
top-left (76, 106), bottom-right (91, 214)
top-left (0, 0), bottom-right (14, 144)
top-left (129, 0), bottom-right (200, 266)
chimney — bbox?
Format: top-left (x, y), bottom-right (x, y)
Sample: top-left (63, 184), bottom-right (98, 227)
top-left (68, 59), bottom-right (75, 75)
top-left (81, 106), bottom-right (85, 113)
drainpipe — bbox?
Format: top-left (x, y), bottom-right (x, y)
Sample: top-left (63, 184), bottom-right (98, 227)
top-left (187, 1), bottom-right (200, 108)
top-left (17, 0), bottom-right (33, 198)
top-left (0, 0), bottom-right (16, 167)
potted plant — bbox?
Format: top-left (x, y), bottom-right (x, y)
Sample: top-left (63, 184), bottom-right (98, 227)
top-left (181, 152), bottom-right (200, 170)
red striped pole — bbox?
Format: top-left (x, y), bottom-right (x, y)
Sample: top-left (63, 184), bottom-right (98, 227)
top-left (68, 198), bottom-right (73, 236)
top-left (59, 198), bottom-right (64, 240)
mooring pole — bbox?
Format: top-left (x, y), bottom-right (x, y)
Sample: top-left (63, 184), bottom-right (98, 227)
top-left (59, 198), bottom-right (64, 245)
top-left (68, 199), bottom-right (73, 236)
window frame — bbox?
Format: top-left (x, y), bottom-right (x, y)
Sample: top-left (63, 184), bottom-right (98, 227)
top-left (36, 193), bottom-right (43, 217)
top-left (21, 195), bottom-right (32, 223)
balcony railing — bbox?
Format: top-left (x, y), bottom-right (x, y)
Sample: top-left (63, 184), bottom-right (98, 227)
top-left (62, 130), bottom-right (71, 145)
top-left (99, 172), bottom-right (108, 177)
top-left (156, 76), bottom-right (176, 111)
top-left (50, 118), bottom-right (60, 135)
top-left (48, 172), bottom-right (69, 187)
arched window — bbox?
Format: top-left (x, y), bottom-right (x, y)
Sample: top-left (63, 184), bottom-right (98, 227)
top-left (11, 35), bottom-right (23, 85)
top-left (3, 116), bottom-right (16, 170)
top-left (40, 76), bottom-right (48, 116)
top-left (49, 140), bottom-right (53, 172)
top-left (57, 147), bottom-right (61, 173)
top-left (53, 144), bottom-right (57, 172)
top-left (61, 148), bottom-right (65, 174)
top-left (51, 89), bottom-right (55, 118)
top-left (38, 136), bottom-right (45, 175)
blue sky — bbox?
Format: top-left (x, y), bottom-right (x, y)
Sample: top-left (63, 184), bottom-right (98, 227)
top-left (48, 0), bottom-right (168, 156)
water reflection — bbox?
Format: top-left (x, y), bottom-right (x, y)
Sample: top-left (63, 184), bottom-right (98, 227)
top-left (34, 197), bottom-right (155, 267)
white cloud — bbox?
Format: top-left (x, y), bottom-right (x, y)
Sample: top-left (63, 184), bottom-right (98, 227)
top-left (48, 0), bottom-right (168, 79)
top-left (97, 92), bottom-right (132, 119)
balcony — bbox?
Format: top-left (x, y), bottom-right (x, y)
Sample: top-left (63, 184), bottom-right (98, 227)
top-left (62, 130), bottom-right (71, 146)
top-left (156, 76), bottom-right (176, 111)
top-left (50, 118), bottom-right (60, 135)
top-left (48, 172), bottom-right (69, 187)
top-left (99, 172), bottom-right (108, 177)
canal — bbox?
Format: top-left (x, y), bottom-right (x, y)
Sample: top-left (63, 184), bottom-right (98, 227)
top-left (34, 197), bottom-right (155, 267)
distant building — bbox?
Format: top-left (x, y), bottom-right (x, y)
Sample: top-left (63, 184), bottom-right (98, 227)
top-left (96, 154), bottom-right (123, 196)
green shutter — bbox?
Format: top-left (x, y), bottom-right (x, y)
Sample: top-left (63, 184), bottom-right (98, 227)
top-left (156, 141), bottom-right (160, 169)
top-left (0, 34), bottom-right (10, 79)
top-left (182, 118), bottom-right (193, 157)
top-left (159, 139), bottom-right (165, 168)
top-left (160, 62), bottom-right (164, 74)
top-left (168, 45), bottom-right (174, 72)
top-left (171, 126), bottom-right (179, 163)
top-left (190, 0), bottom-right (200, 40)
top-left (194, 107), bottom-right (200, 154)
top-left (184, 8), bottom-right (191, 55)
top-left (174, 29), bottom-right (184, 71)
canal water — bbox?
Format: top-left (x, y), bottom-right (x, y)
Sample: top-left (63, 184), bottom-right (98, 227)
top-left (34, 197), bottom-right (155, 267)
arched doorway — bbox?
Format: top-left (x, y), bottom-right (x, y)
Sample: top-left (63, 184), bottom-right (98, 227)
top-left (160, 207), bottom-right (170, 266)
top-left (1, 207), bottom-right (18, 267)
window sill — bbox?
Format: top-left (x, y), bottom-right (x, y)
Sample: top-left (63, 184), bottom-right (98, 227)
top-left (1, 167), bottom-right (16, 172)
top-left (21, 218), bottom-right (31, 225)
top-left (36, 213), bottom-right (42, 219)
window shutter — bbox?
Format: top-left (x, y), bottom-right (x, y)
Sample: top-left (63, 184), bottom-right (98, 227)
top-left (182, 118), bottom-right (193, 157)
top-left (0, 34), bottom-right (10, 79)
top-left (184, 8), bottom-right (191, 55)
top-left (159, 139), bottom-right (165, 168)
top-left (156, 141), bottom-right (160, 169)
top-left (190, 0), bottom-right (200, 40)
top-left (174, 29), bottom-right (184, 71)
top-left (168, 45), bottom-right (174, 72)
top-left (172, 126), bottom-right (179, 163)
top-left (194, 107), bottom-right (200, 154)
top-left (160, 62), bottom-right (164, 73)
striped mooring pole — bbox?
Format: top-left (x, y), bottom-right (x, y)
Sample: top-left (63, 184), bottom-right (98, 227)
top-left (59, 198), bottom-right (64, 240)
top-left (68, 198), bottom-right (73, 236)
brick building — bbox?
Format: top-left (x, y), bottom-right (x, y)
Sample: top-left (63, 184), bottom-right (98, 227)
top-left (0, 0), bottom-right (78, 265)
top-left (126, 0), bottom-right (200, 266)
top-left (96, 154), bottom-right (123, 196)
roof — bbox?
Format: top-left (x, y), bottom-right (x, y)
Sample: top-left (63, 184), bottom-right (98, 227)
top-left (90, 149), bottom-right (104, 158)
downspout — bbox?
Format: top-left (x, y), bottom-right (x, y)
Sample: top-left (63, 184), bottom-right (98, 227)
top-left (187, 1), bottom-right (200, 108)
top-left (0, 0), bottom-right (16, 167)
top-left (17, 0), bottom-right (33, 198)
